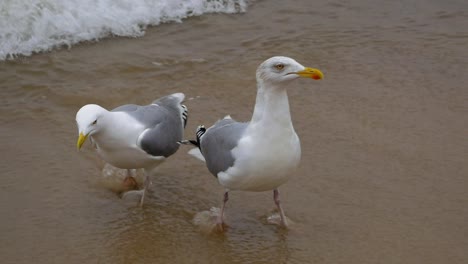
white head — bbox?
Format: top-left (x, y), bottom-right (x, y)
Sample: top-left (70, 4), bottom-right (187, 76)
top-left (75, 104), bottom-right (108, 149)
top-left (256, 56), bottom-right (323, 86)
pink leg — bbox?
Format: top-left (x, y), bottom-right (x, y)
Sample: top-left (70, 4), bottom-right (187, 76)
top-left (216, 191), bottom-right (229, 231)
top-left (123, 169), bottom-right (138, 190)
top-left (273, 189), bottom-right (288, 228)
top-left (139, 174), bottom-right (150, 207)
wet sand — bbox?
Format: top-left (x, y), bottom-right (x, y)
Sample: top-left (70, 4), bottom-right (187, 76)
top-left (1, 0), bottom-right (467, 263)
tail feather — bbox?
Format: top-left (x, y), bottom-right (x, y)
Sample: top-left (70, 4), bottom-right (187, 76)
top-left (188, 148), bottom-right (206, 162)
top-left (179, 125), bottom-right (206, 162)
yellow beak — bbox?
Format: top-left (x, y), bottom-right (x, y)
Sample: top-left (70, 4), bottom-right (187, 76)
top-left (77, 132), bottom-right (88, 150)
top-left (295, 67), bottom-right (324, 80)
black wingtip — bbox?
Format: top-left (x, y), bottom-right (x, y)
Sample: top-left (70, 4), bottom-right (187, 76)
top-left (178, 125), bottom-right (206, 149)
top-left (181, 104), bottom-right (188, 128)
top-left (196, 125), bottom-right (206, 138)
top-left (194, 125), bottom-right (206, 149)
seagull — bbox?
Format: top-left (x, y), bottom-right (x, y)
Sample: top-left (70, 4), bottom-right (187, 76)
top-left (184, 56), bottom-right (323, 230)
top-left (76, 93), bottom-right (187, 206)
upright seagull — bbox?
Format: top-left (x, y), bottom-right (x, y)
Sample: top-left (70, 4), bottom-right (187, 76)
top-left (76, 93), bottom-right (188, 205)
top-left (185, 56), bottom-right (323, 230)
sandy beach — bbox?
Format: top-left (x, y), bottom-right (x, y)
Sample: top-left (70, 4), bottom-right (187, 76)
top-left (0, 0), bottom-right (467, 263)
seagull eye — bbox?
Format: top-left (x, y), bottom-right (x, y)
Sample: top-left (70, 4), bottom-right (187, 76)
top-left (92, 120), bottom-right (97, 125)
top-left (275, 64), bottom-right (285, 70)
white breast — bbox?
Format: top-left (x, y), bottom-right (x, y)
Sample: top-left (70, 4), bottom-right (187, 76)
top-left (91, 112), bottom-right (165, 169)
top-left (217, 123), bottom-right (301, 192)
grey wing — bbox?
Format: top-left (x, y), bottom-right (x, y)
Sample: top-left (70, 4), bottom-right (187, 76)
top-left (153, 93), bottom-right (187, 127)
top-left (200, 118), bottom-right (248, 177)
top-left (112, 104), bottom-right (138, 112)
top-left (112, 93), bottom-right (186, 157)
top-left (152, 93), bottom-right (184, 113)
top-left (138, 107), bottom-right (184, 157)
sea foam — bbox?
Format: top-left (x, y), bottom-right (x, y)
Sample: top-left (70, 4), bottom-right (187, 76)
top-left (0, 0), bottom-right (247, 60)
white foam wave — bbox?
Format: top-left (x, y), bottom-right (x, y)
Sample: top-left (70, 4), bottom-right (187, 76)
top-left (0, 0), bottom-right (247, 60)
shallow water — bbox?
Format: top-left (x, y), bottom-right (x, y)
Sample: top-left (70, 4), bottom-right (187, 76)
top-left (1, 0), bottom-right (467, 263)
